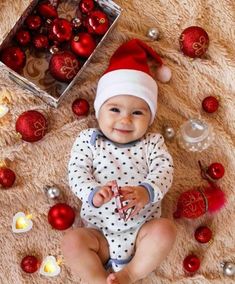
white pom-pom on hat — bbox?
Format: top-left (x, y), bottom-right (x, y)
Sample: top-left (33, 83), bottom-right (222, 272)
top-left (156, 65), bottom-right (172, 82)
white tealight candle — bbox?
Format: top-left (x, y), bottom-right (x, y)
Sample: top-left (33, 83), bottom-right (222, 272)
top-left (39, 256), bottom-right (61, 277)
top-left (0, 104), bottom-right (9, 118)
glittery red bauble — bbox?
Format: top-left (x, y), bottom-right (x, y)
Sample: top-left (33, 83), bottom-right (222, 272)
top-left (202, 96), bottom-right (219, 113)
top-left (207, 162), bottom-right (225, 180)
top-left (85, 10), bottom-right (109, 35)
top-left (15, 30), bottom-right (31, 47)
top-left (1, 46), bottom-right (26, 72)
top-left (49, 51), bottom-right (80, 82)
top-left (179, 26), bottom-right (209, 58)
top-left (70, 33), bottom-right (96, 57)
top-left (33, 34), bottom-right (49, 50)
top-left (15, 110), bottom-right (47, 142)
top-left (48, 203), bottom-right (75, 230)
top-left (21, 255), bottom-right (40, 273)
top-left (72, 98), bottom-right (90, 116)
top-left (173, 184), bottom-right (226, 219)
top-left (37, 2), bottom-right (58, 19)
top-left (79, 0), bottom-right (95, 14)
top-left (194, 226), bottom-right (212, 243)
top-left (183, 254), bottom-right (200, 273)
top-left (25, 15), bottom-right (42, 30)
top-left (0, 167), bottom-right (16, 189)
top-left (49, 18), bottom-right (73, 43)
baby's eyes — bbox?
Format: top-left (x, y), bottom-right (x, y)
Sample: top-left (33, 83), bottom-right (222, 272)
top-left (132, 110), bottom-right (143, 115)
top-left (109, 107), bottom-right (120, 113)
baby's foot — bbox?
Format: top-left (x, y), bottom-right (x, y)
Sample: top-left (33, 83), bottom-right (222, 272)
top-left (106, 269), bottom-right (133, 284)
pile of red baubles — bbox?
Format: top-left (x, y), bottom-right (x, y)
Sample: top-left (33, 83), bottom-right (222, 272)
top-left (0, 0), bottom-right (110, 82)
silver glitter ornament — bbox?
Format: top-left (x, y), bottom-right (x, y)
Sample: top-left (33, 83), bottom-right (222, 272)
top-left (45, 186), bottom-right (61, 199)
top-left (163, 125), bottom-right (175, 140)
top-left (147, 28), bottom-right (160, 40)
top-left (221, 262), bottom-right (235, 276)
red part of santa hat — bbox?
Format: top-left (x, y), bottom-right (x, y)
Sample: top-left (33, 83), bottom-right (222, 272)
top-left (94, 38), bottom-right (171, 124)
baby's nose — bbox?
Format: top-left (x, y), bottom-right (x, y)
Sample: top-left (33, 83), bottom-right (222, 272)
top-left (120, 115), bottom-right (132, 124)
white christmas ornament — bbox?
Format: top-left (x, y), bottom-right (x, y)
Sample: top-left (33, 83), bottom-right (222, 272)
top-left (12, 212), bottom-right (33, 233)
top-left (39, 256), bottom-right (61, 277)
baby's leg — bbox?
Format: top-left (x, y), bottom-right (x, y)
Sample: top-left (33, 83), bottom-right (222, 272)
top-left (62, 227), bottom-right (110, 284)
top-left (107, 218), bottom-right (176, 284)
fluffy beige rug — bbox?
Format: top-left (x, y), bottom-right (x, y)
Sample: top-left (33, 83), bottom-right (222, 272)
top-left (0, 0), bottom-right (234, 283)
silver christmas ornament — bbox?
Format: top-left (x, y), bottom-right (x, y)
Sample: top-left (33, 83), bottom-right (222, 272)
top-left (45, 186), bottom-right (61, 199)
top-left (221, 262), bottom-right (235, 276)
top-left (49, 45), bottom-right (59, 54)
top-left (163, 125), bottom-right (175, 140)
top-left (72, 17), bottom-right (82, 28)
top-left (147, 28), bottom-right (160, 40)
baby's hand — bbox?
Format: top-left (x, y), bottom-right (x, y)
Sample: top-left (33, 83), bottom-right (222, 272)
top-left (120, 186), bottom-right (149, 217)
top-left (93, 182), bottom-right (114, 207)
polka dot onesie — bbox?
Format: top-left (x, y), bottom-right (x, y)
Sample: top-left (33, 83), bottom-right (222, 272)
top-left (68, 128), bottom-right (174, 271)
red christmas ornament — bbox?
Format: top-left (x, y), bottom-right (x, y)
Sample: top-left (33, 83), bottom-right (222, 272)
top-left (15, 30), bottom-right (31, 47)
top-left (48, 203), bottom-right (75, 230)
top-left (79, 0), bottom-right (95, 14)
top-left (21, 255), bottom-right (40, 273)
top-left (49, 18), bottom-right (73, 43)
top-left (0, 167), bottom-right (16, 189)
top-left (1, 46), bottom-right (26, 72)
top-left (25, 15), bottom-right (42, 30)
top-left (194, 226), bottom-right (212, 243)
top-left (33, 34), bottom-right (49, 50)
top-left (183, 254), bottom-right (200, 273)
top-left (179, 26), bottom-right (209, 58)
top-left (85, 10), bottom-right (109, 35)
top-left (207, 162), bottom-right (225, 180)
top-left (37, 1), bottom-right (58, 19)
top-left (173, 183), bottom-right (226, 219)
top-left (15, 110), bottom-right (47, 142)
top-left (70, 33), bottom-right (96, 58)
top-left (72, 98), bottom-right (90, 116)
top-left (49, 51), bottom-right (80, 82)
top-left (202, 96), bottom-right (219, 113)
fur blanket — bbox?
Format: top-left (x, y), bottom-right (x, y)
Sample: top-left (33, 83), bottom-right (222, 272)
top-left (0, 0), bottom-right (234, 283)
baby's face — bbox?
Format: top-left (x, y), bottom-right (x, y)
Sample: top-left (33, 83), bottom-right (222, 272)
top-left (98, 95), bottom-right (151, 144)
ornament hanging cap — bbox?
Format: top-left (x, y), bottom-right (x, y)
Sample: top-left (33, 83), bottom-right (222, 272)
top-left (95, 38), bottom-right (171, 124)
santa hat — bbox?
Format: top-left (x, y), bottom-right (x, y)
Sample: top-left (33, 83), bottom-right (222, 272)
top-left (94, 38), bottom-right (171, 124)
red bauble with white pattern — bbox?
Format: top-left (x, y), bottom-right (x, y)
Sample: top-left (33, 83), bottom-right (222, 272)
top-left (179, 26), bottom-right (209, 58)
top-left (49, 51), bottom-right (80, 82)
top-left (15, 110), bottom-right (47, 142)
top-left (48, 203), bottom-right (75, 230)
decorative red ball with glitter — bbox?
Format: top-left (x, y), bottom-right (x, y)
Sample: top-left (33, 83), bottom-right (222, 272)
top-left (48, 203), bottom-right (75, 230)
top-left (0, 167), bottom-right (16, 189)
top-left (179, 26), bottom-right (209, 58)
top-left (79, 0), bottom-right (95, 14)
top-left (70, 33), bottom-right (96, 58)
top-left (72, 98), bottom-right (90, 116)
top-left (49, 51), bottom-right (80, 82)
top-left (25, 15), bottom-right (42, 30)
top-left (1, 46), bottom-right (26, 72)
top-left (207, 162), bottom-right (225, 180)
top-left (194, 226), bottom-right (212, 243)
top-left (202, 96), bottom-right (219, 113)
top-left (15, 30), bottom-right (31, 47)
top-left (49, 18), bottom-right (73, 43)
top-left (21, 255), bottom-right (40, 273)
top-left (33, 34), bottom-right (49, 50)
top-left (85, 10), bottom-right (109, 35)
top-left (183, 254), bottom-right (200, 273)
top-left (37, 2), bottom-right (58, 19)
top-left (15, 110), bottom-right (48, 142)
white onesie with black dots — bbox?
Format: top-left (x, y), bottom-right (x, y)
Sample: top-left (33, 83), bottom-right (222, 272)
top-left (68, 128), bottom-right (174, 272)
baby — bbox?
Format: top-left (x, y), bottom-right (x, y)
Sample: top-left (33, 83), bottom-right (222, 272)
top-left (62, 39), bottom-right (176, 284)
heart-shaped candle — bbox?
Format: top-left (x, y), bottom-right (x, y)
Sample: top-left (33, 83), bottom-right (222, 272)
top-left (12, 212), bottom-right (33, 233)
top-left (39, 256), bottom-right (61, 277)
